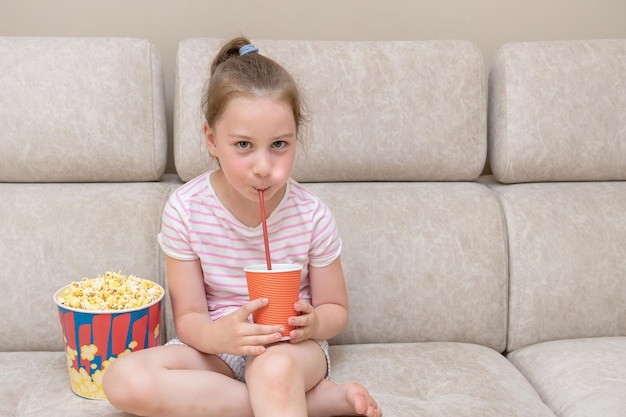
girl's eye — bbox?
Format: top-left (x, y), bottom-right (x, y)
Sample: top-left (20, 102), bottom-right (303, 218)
top-left (236, 141), bottom-right (251, 150)
top-left (272, 140), bottom-right (287, 149)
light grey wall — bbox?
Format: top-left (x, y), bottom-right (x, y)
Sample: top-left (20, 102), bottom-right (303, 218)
top-left (2, 0), bottom-right (625, 174)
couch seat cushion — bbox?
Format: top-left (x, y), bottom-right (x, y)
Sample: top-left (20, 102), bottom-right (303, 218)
top-left (507, 337), bottom-right (626, 417)
top-left (2, 343), bottom-right (555, 417)
top-left (330, 342), bottom-right (555, 417)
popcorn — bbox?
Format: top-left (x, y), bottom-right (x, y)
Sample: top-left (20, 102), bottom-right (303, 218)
top-left (56, 271), bottom-right (163, 311)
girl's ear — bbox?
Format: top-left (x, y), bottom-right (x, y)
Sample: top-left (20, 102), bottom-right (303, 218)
top-left (204, 122), bottom-right (217, 158)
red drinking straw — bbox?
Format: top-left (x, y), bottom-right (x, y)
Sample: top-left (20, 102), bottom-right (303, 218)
top-left (258, 189), bottom-right (272, 270)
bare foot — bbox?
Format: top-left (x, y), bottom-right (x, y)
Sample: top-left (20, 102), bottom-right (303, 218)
top-left (306, 379), bottom-right (382, 417)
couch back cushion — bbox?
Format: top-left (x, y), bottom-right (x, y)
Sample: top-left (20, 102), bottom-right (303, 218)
top-left (488, 39), bottom-right (626, 183)
top-left (491, 181), bottom-right (626, 352)
top-left (0, 37), bottom-right (167, 182)
top-left (310, 182), bottom-right (509, 350)
top-left (174, 39), bottom-right (486, 182)
top-left (0, 181), bottom-right (175, 351)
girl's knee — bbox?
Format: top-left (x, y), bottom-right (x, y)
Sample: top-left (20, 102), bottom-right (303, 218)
top-left (246, 348), bottom-right (305, 389)
top-left (103, 354), bottom-right (153, 408)
top-left (251, 351), bottom-right (294, 376)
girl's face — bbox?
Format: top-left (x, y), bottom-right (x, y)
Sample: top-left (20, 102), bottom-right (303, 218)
top-left (204, 95), bottom-right (297, 207)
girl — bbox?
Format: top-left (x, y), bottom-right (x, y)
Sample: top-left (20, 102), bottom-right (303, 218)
top-left (103, 36), bottom-right (382, 417)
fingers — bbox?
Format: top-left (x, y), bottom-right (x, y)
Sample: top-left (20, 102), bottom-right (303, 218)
top-left (288, 301), bottom-right (312, 327)
top-left (293, 301), bottom-right (313, 313)
top-left (232, 327), bottom-right (285, 356)
top-left (238, 298), bottom-right (285, 335)
top-left (239, 297), bottom-right (269, 318)
top-left (287, 301), bottom-right (316, 343)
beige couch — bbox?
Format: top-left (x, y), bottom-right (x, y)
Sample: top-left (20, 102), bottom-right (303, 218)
top-left (0, 36), bottom-right (624, 417)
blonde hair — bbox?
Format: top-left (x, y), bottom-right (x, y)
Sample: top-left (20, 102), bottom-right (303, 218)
top-left (202, 36), bottom-right (307, 141)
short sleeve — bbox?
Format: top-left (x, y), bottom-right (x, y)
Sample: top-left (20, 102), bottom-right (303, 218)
top-left (308, 201), bottom-right (342, 268)
top-left (158, 191), bottom-right (199, 261)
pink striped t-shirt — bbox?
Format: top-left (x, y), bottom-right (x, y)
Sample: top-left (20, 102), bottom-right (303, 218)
top-left (158, 171), bottom-right (342, 321)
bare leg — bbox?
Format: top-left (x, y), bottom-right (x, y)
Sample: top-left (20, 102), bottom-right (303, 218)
top-left (104, 342), bottom-right (381, 417)
top-left (245, 340), bottom-right (382, 417)
top-left (103, 345), bottom-right (254, 417)
top-left (244, 340), bottom-right (324, 417)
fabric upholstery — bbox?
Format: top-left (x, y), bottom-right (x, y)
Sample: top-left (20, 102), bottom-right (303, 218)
top-left (484, 39), bottom-right (626, 417)
top-left (0, 351), bottom-right (133, 416)
top-left (330, 343), bottom-right (555, 417)
top-left (485, 180), bottom-right (626, 352)
top-left (488, 39), bottom-right (626, 183)
top-left (0, 344), bottom-right (556, 417)
top-left (306, 182), bottom-right (508, 351)
top-left (508, 337), bottom-right (626, 417)
top-left (174, 38), bottom-right (486, 183)
top-left (0, 37), bottom-right (167, 182)
top-left (0, 181), bottom-right (175, 352)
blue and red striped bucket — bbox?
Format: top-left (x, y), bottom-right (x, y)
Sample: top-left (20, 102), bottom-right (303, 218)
top-left (54, 284), bottom-right (164, 399)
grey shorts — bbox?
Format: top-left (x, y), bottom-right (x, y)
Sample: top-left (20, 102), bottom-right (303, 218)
top-left (165, 338), bottom-right (331, 383)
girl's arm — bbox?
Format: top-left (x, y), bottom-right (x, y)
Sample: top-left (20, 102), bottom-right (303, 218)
top-left (290, 256), bottom-right (349, 342)
top-left (166, 255), bottom-right (213, 349)
top-left (166, 255), bottom-right (285, 355)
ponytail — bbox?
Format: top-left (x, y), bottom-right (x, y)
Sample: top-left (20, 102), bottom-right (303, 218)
top-left (209, 36), bottom-right (252, 76)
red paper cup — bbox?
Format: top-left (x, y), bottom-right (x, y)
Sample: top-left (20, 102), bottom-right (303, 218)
top-left (245, 263), bottom-right (302, 340)
top-left (53, 283), bottom-right (164, 400)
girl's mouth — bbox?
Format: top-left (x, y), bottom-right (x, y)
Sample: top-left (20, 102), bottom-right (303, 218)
top-left (254, 187), bottom-right (270, 199)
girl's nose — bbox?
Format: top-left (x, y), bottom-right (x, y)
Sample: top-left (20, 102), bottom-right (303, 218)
top-left (252, 152), bottom-right (271, 178)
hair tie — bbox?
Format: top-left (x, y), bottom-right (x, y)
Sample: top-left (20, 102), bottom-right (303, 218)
top-left (239, 44), bottom-right (259, 56)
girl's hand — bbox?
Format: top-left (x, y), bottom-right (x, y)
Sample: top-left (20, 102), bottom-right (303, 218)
top-left (212, 298), bottom-right (285, 356)
top-left (287, 301), bottom-right (319, 343)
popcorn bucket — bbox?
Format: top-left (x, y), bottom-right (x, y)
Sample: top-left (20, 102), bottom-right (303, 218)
top-left (53, 276), bottom-right (164, 400)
